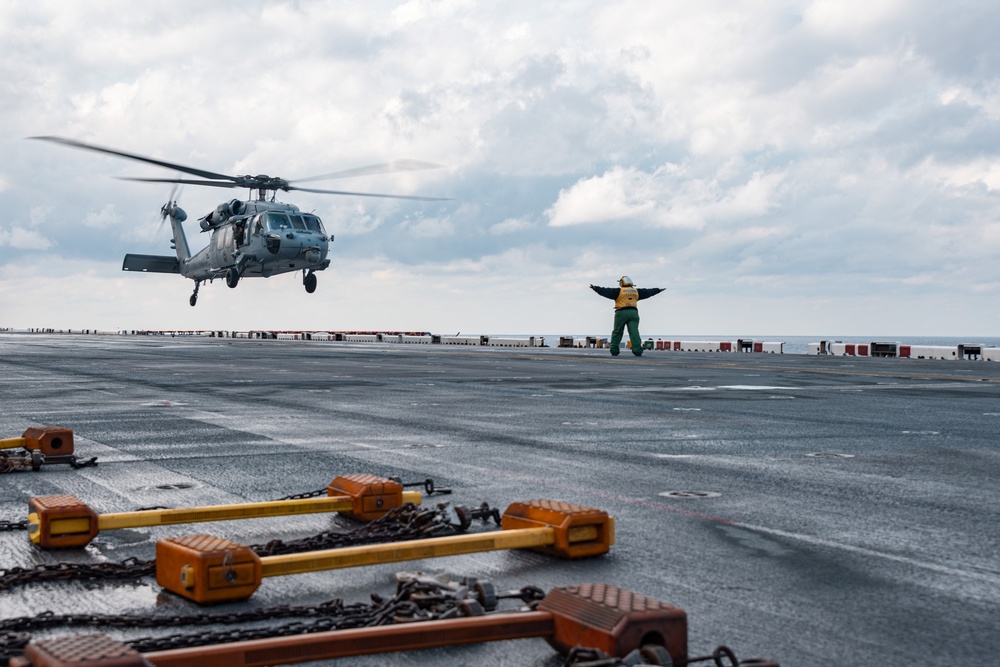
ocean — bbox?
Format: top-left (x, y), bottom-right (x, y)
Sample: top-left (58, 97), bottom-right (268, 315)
top-left (548, 335), bottom-right (1000, 355)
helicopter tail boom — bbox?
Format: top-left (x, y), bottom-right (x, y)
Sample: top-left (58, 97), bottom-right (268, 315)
top-left (122, 254), bottom-right (181, 274)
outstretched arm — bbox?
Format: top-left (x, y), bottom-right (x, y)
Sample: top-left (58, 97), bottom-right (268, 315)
top-left (590, 285), bottom-right (619, 299)
top-left (637, 287), bottom-right (665, 300)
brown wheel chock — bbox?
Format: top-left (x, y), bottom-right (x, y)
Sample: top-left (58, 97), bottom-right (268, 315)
top-left (9, 583), bottom-right (689, 667)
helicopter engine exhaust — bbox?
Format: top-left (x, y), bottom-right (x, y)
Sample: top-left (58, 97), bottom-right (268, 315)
top-left (205, 199), bottom-right (247, 228)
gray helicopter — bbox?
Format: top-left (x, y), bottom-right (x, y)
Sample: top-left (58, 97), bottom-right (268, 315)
top-left (31, 136), bottom-right (445, 306)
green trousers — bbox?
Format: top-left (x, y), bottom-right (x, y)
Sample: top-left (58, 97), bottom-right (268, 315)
top-left (611, 308), bottom-right (643, 356)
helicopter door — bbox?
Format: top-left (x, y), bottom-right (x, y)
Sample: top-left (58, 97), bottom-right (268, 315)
top-left (234, 219), bottom-right (250, 247)
top-left (214, 225), bottom-right (235, 266)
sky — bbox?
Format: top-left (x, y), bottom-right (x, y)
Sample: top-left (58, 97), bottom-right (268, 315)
top-left (1, 0), bottom-right (998, 337)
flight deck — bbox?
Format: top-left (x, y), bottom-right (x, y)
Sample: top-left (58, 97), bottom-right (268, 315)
top-left (1, 333), bottom-right (998, 666)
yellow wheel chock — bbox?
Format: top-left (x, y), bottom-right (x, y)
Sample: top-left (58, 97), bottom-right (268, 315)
top-left (28, 474), bottom-right (420, 549)
top-left (155, 499), bottom-right (615, 604)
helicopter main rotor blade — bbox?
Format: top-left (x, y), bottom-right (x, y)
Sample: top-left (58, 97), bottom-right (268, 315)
top-left (292, 160), bottom-right (444, 184)
top-left (286, 185), bottom-right (451, 201)
top-left (29, 136), bottom-right (239, 183)
top-left (120, 177), bottom-right (240, 189)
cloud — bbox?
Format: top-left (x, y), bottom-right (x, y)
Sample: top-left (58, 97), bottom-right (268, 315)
top-left (0, 226), bottom-right (54, 250)
top-left (489, 217), bottom-right (532, 235)
top-left (84, 204), bottom-right (123, 228)
top-left (546, 166), bottom-right (785, 229)
top-left (396, 214), bottom-right (454, 238)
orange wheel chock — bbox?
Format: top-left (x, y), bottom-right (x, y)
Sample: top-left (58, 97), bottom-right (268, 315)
top-left (155, 499), bottom-right (615, 605)
top-left (155, 535), bottom-right (262, 604)
top-left (27, 495), bottom-right (98, 550)
top-left (0, 425), bottom-right (74, 456)
top-left (501, 499), bottom-right (615, 559)
top-left (326, 474), bottom-right (406, 521)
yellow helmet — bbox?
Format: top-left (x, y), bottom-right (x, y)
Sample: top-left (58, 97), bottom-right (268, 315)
top-left (619, 275), bottom-right (633, 287)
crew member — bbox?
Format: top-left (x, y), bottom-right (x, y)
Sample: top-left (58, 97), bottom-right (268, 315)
top-left (590, 277), bottom-right (665, 356)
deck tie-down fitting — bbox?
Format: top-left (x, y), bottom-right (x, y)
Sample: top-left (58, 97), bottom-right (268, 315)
top-left (28, 474), bottom-right (421, 549)
top-left (156, 499), bottom-right (615, 604)
top-left (10, 582), bottom-right (690, 667)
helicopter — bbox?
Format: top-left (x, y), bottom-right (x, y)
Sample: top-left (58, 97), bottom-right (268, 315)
top-left (30, 136), bottom-right (446, 306)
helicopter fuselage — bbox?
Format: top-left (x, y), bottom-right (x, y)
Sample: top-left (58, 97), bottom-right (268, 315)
top-left (184, 199), bottom-right (331, 281)
top-left (123, 198), bottom-right (333, 305)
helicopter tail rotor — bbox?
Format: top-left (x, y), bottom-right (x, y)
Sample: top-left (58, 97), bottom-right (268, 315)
top-left (160, 185), bottom-right (187, 223)
top-left (155, 185), bottom-right (187, 251)
top-left (152, 186), bottom-right (175, 248)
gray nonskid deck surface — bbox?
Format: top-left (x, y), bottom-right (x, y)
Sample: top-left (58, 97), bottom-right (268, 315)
top-left (1, 334), bottom-right (998, 667)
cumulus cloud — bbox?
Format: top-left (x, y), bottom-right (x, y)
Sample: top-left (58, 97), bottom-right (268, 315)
top-left (0, 226), bottom-right (54, 250)
top-left (84, 204), bottom-right (123, 228)
top-left (546, 166), bottom-right (785, 229)
top-left (489, 217), bottom-right (532, 235)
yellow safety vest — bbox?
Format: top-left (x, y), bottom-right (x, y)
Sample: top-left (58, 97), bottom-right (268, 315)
top-left (614, 286), bottom-right (639, 310)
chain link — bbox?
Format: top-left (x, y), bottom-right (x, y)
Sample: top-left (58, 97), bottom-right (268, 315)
top-left (274, 477), bottom-right (450, 502)
top-left (0, 521), bottom-right (28, 532)
top-left (0, 557), bottom-right (156, 592)
top-left (0, 571), bottom-right (546, 663)
top-left (0, 451), bottom-right (36, 473)
top-left (0, 451), bottom-right (97, 474)
top-left (250, 502), bottom-right (463, 556)
top-left (0, 503), bottom-right (466, 592)
top-left (272, 488), bottom-right (327, 501)
top-left (561, 643), bottom-right (777, 667)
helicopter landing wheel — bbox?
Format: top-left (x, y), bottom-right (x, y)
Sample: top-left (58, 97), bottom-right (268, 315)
top-left (304, 271), bottom-right (317, 294)
top-left (189, 294), bottom-right (198, 307)
top-left (226, 268), bottom-right (240, 289)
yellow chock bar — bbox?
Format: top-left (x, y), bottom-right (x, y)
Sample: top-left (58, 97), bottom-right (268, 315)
top-left (28, 474), bottom-right (420, 550)
top-left (0, 425), bottom-right (74, 456)
top-left (155, 499), bottom-right (615, 604)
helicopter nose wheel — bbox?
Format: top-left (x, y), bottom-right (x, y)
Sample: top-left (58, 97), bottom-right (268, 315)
top-left (303, 270), bottom-right (317, 294)
top-left (189, 281), bottom-right (201, 307)
top-left (226, 268), bottom-right (240, 289)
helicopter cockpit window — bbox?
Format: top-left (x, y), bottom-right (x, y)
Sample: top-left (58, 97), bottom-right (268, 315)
top-left (264, 213), bottom-right (289, 230)
top-left (303, 214), bottom-right (323, 233)
top-left (287, 214), bottom-right (307, 230)
top-left (252, 214), bottom-right (264, 235)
